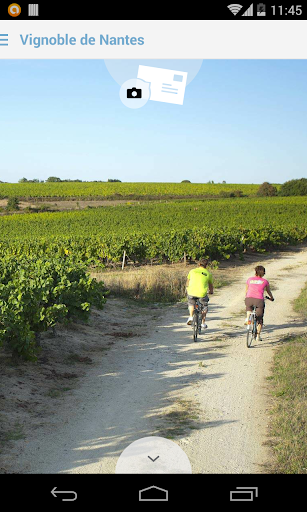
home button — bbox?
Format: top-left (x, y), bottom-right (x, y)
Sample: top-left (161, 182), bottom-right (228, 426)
top-left (139, 486), bottom-right (168, 502)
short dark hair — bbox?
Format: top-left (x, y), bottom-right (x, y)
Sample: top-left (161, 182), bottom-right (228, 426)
top-left (255, 265), bottom-right (265, 276)
top-left (199, 259), bottom-right (208, 267)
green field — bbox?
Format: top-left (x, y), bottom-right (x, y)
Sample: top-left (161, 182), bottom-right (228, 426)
top-left (0, 197), bottom-right (306, 264)
top-left (0, 182), bottom-right (266, 199)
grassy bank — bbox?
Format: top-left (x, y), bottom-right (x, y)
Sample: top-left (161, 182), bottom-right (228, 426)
top-left (268, 282), bottom-right (307, 474)
top-left (293, 284), bottom-right (307, 319)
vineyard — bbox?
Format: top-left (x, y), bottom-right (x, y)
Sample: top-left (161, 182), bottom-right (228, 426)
top-left (1, 195), bottom-right (306, 359)
top-left (0, 182), bottom-right (264, 200)
top-left (0, 196), bottom-right (306, 264)
top-left (0, 255), bottom-right (106, 360)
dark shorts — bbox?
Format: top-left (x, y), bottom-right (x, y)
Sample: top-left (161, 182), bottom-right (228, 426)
top-left (245, 297), bottom-right (265, 324)
top-left (188, 294), bottom-right (209, 310)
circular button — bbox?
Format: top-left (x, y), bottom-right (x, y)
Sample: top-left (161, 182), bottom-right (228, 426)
top-left (115, 436), bottom-right (192, 474)
top-left (119, 79), bottom-right (150, 109)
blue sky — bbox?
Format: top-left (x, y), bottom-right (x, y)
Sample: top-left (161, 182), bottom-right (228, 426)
top-left (0, 59), bottom-right (307, 184)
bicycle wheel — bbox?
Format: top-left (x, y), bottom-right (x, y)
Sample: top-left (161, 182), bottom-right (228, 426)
top-left (193, 312), bottom-right (198, 342)
top-left (246, 324), bottom-right (253, 348)
top-left (246, 314), bottom-right (253, 348)
top-left (253, 318), bottom-right (258, 342)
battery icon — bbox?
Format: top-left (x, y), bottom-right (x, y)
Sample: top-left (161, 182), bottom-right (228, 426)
top-left (257, 3), bottom-right (266, 16)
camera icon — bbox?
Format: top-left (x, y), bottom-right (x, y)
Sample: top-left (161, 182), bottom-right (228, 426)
top-left (127, 87), bottom-right (142, 99)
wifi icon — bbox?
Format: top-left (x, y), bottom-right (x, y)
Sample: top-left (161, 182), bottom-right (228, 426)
top-left (227, 4), bottom-right (243, 15)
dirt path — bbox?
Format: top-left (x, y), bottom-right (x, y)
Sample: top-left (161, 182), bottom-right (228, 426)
top-left (3, 248), bottom-right (307, 474)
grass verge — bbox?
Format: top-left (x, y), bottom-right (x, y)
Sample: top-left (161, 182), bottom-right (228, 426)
top-left (268, 282), bottom-right (307, 473)
top-left (268, 335), bottom-right (307, 473)
top-left (293, 283), bottom-right (307, 319)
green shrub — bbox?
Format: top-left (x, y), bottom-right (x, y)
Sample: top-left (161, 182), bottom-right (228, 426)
top-left (279, 178), bottom-right (307, 196)
top-left (257, 182), bottom-right (277, 197)
top-left (6, 197), bottom-right (20, 211)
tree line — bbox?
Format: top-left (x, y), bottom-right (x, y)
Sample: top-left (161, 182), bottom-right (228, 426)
top-left (18, 177), bottom-right (122, 183)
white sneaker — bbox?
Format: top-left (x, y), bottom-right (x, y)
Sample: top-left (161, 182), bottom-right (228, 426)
top-left (186, 317), bottom-right (193, 325)
top-left (256, 335), bottom-right (263, 342)
top-left (201, 323), bottom-right (208, 329)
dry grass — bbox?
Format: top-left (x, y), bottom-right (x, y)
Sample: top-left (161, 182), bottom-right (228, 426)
top-left (101, 265), bottom-right (187, 303)
top-left (94, 263), bottom-right (229, 304)
top-left (155, 399), bottom-right (201, 439)
top-left (268, 335), bottom-right (307, 473)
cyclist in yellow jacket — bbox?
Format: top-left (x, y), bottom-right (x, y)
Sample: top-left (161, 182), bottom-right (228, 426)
top-left (186, 259), bottom-right (213, 329)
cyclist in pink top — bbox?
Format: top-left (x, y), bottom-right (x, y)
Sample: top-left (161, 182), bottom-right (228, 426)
top-left (244, 265), bottom-right (274, 341)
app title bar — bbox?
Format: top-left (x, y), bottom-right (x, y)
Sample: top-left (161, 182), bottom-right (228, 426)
top-left (1, 20), bottom-right (307, 58)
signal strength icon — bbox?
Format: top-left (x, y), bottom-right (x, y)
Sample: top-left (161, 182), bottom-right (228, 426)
top-left (227, 4), bottom-right (243, 15)
top-left (242, 3), bottom-right (254, 16)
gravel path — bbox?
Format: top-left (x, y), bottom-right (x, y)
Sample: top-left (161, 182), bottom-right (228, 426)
top-left (7, 248), bottom-right (307, 474)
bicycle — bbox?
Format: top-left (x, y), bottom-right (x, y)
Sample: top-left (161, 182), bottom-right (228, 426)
top-left (246, 296), bottom-right (274, 348)
top-left (192, 299), bottom-right (204, 342)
